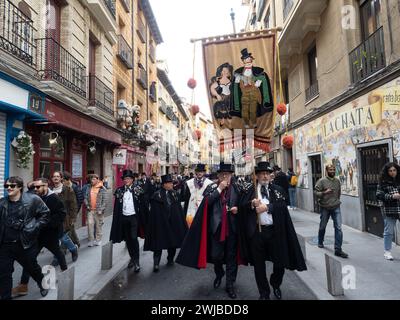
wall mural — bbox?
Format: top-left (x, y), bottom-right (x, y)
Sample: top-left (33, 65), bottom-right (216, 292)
top-left (295, 77), bottom-right (400, 196)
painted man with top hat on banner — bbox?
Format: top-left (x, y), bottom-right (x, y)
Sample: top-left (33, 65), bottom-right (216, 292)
top-left (144, 174), bottom-right (188, 272)
top-left (232, 48), bottom-right (274, 129)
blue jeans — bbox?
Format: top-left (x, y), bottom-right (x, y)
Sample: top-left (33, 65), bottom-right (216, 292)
top-left (318, 207), bottom-right (343, 251)
top-left (288, 188), bottom-right (297, 208)
top-left (60, 232), bottom-right (77, 253)
top-left (383, 216), bottom-right (397, 251)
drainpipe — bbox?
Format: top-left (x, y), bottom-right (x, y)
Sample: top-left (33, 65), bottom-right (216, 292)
top-left (131, 0), bottom-right (135, 105)
top-left (145, 19), bottom-right (149, 121)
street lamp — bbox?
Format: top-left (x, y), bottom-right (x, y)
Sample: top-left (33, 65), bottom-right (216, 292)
top-left (230, 8), bottom-right (237, 34)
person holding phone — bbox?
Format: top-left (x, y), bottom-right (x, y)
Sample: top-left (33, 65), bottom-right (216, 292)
top-left (315, 164), bottom-right (348, 258)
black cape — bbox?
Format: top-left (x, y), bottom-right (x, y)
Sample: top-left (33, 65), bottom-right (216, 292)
top-left (144, 189), bottom-right (188, 251)
top-left (237, 183), bottom-right (306, 271)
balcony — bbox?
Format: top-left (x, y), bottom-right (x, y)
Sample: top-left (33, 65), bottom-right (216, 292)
top-left (349, 27), bottom-right (386, 84)
top-left (137, 17), bottom-right (146, 43)
top-left (117, 35), bottom-right (133, 69)
top-left (149, 43), bottom-right (156, 62)
top-left (86, 0), bottom-right (116, 32)
top-left (36, 38), bottom-right (86, 97)
top-left (278, 0), bottom-right (328, 56)
top-left (159, 97), bottom-right (167, 113)
top-left (0, 0), bottom-right (35, 65)
top-left (88, 75), bottom-right (114, 116)
top-left (137, 65), bottom-right (148, 89)
top-left (149, 81), bottom-right (157, 102)
top-left (305, 81), bottom-right (319, 104)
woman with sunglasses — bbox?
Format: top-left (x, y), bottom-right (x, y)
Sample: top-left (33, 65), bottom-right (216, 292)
top-left (376, 162), bottom-right (400, 261)
top-left (0, 176), bottom-right (50, 299)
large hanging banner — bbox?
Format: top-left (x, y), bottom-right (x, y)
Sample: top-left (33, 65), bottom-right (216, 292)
top-left (202, 31), bottom-right (276, 153)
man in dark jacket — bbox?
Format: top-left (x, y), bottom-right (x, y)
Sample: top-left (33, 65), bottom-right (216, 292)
top-left (144, 174), bottom-right (188, 272)
top-left (272, 165), bottom-right (290, 206)
top-left (139, 172), bottom-right (152, 212)
top-left (13, 177), bottom-right (67, 298)
top-left (0, 176), bottom-right (50, 300)
top-left (110, 170), bottom-right (146, 272)
top-left (176, 163), bottom-right (240, 299)
top-left (238, 162), bottom-right (306, 300)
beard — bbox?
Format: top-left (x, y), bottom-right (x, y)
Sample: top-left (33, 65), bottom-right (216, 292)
top-left (327, 172), bottom-right (335, 178)
top-left (259, 180), bottom-right (269, 186)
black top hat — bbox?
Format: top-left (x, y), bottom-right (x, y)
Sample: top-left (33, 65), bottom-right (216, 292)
top-left (272, 165), bottom-right (281, 171)
top-left (121, 169), bottom-right (135, 179)
top-left (255, 162), bottom-right (274, 173)
top-left (195, 164), bottom-right (206, 172)
top-left (161, 174), bottom-right (173, 184)
top-left (217, 162), bottom-right (235, 173)
top-left (208, 172), bottom-right (218, 180)
top-left (241, 48), bottom-right (254, 60)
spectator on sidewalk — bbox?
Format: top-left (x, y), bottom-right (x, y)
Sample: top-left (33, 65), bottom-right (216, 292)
top-left (110, 170), bottom-right (146, 272)
top-left (26, 181), bottom-right (35, 194)
top-left (272, 166), bottom-right (290, 206)
top-left (315, 164), bottom-right (348, 258)
top-left (287, 168), bottom-right (298, 210)
top-left (84, 174), bottom-right (107, 247)
top-left (63, 171), bottom-right (83, 248)
top-left (0, 177), bottom-right (50, 300)
top-left (51, 171), bottom-right (78, 263)
top-left (376, 162), bottom-right (400, 261)
top-left (12, 177), bottom-right (67, 298)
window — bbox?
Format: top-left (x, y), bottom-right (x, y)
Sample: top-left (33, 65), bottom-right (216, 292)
top-left (283, 0), bottom-right (294, 20)
top-left (264, 7), bottom-right (271, 29)
top-left (307, 45), bottom-right (318, 86)
top-left (39, 132), bottom-right (65, 179)
top-left (360, 0), bottom-right (381, 40)
top-left (283, 79), bottom-right (289, 103)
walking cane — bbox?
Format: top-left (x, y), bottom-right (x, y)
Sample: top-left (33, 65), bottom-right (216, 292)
top-left (252, 172), bottom-right (262, 233)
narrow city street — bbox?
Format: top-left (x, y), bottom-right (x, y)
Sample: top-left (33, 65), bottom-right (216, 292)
top-left (97, 248), bottom-right (316, 300)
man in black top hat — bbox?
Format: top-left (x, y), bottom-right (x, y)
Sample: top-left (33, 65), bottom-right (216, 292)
top-left (181, 164), bottom-right (213, 227)
top-left (232, 48), bottom-right (274, 128)
top-left (272, 165), bottom-right (290, 206)
top-left (144, 174), bottom-right (188, 272)
top-left (238, 162), bottom-right (306, 300)
top-left (110, 170), bottom-right (147, 272)
top-left (176, 163), bottom-right (241, 299)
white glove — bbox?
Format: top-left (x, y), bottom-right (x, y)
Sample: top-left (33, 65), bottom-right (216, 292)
top-left (255, 80), bottom-right (262, 87)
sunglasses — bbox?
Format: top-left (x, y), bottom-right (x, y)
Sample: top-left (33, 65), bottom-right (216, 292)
top-left (4, 184), bottom-right (17, 189)
top-left (34, 185), bottom-right (45, 189)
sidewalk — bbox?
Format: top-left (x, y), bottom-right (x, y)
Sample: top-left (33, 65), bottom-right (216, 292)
top-left (291, 208), bottom-right (400, 300)
top-left (13, 214), bottom-right (141, 300)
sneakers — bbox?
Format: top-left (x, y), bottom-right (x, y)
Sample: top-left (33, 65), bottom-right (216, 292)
top-left (335, 250), bottom-right (349, 259)
top-left (94, 240), bottom-right (102, 246)
top-left (71, 245), bottom-right (78, 262)
top-left (11, 283), bottom-right (28, 298)
top-left (384, 251), bottom-right (394, 261)
top-left (51, 258), bottom-right (59, 267)
top-left (88, 240), bottom-right (94, 247)
top-left (318, 243), bottom-right (324, 248)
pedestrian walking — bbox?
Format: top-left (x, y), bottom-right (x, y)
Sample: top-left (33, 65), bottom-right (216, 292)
top-left (272, 165), bottom-right (290, 206)
top-left (12, 177), bottom-right (67, 298)
top-left (238, 162), bottom-right (306, 300)
top-left (84, 174), bottom-right (107, 247)
top-left (315, 164), bottom-right (348, 258)
top-left (376, 162), bottom-right (400, 261)
top-left (287, 168), bottom-right (298, 210)
top-left (177, 163), bottom-right (240, 299)
top-left (0, 177), bottom-right (50, 300)
top-left (145, 174), bottom-right (188, 273)
top-left (110, 170), bottom-right (147, 272)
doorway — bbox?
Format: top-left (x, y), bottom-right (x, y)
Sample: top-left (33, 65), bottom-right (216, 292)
top-left (359, 143), bottom-right (389, 237)
top-left (310, 154), bottom-right (322, 213)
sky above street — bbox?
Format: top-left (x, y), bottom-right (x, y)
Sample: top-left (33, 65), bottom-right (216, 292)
top-left (149, 0), bottom-right (249, 119)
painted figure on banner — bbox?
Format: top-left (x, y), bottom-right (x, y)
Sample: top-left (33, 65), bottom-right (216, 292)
top-left (210, 62), bottom-right (234, 127)
top-left (232, 48), bottom-right (274, 129)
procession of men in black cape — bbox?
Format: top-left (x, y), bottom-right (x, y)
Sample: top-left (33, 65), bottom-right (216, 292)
top-left (110, 162), bottom-right (306, 300)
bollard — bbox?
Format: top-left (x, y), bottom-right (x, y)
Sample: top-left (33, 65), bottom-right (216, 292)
top-left (325, 253), bottom-right (344, 296)
top-left (101, 241), bottom-right (113, 270)
top-left (297, 234), bottom-right (306, 261)
top-left (57, 266), bottom-right (75, 300)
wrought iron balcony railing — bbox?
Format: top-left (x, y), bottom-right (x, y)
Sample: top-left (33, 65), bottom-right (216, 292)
top-left (305, 81), bottom-right (319, 104)
top-left (103, 0), bottom-right (115, 18)
top-left (88, 75), bottom-right (114, 116)
top-left (137, 65), bottom-right (148, 89)
top-left (0, 0), bottom-right (35, 65)
top-left (349, 27), bottom-right (386, 84)
top-left (117, 35), bottom-right (133, 69)
top-left (159, 97), bottom-right (167, 113)
top-left (137, 17), bottom-right (146, 43)
top-left (36, 37), bottom-right (87, 97)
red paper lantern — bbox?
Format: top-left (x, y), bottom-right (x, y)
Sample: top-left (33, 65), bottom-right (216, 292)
top-left (187, 78), bottom-right (197, 89)
top-left (191, 105), bottom-right (199, 116)
top-left (282, 135), bottom-right (294, 149)
top-left (277, 103), bottom-right (287, 116)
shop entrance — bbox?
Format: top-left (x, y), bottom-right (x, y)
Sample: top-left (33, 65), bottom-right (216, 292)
top-left (310, 154), bottom-right (322, 213)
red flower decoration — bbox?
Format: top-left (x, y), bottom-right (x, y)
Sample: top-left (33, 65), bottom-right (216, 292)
top-left (187, 78), bottom-right (197, 89)
top-left (282, 135), bottom-right (294, 149)
top-left (277, 103), bottom-right (287, 116)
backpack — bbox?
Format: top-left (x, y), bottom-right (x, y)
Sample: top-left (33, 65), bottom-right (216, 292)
top-left (290, 175), bottom-right (298, 187)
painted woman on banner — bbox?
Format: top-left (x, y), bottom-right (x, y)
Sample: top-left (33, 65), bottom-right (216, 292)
top-left (210, 62), bottom-right (234, 127)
